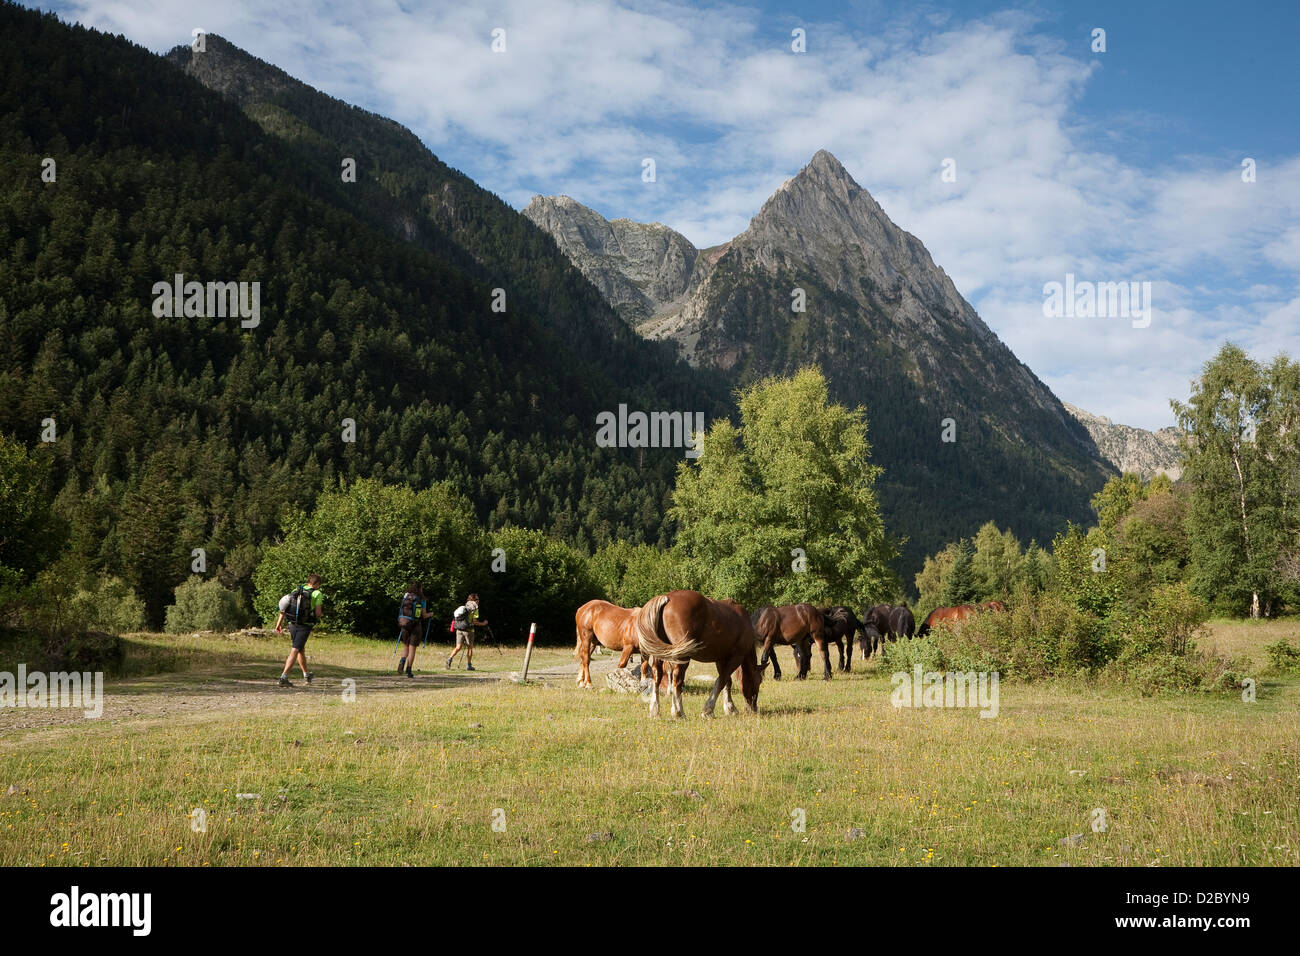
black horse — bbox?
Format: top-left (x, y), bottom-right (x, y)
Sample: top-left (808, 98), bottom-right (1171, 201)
top-left (858, 603), bottom-right (916, 657)
top-left (888, 604), bottom-right (916, 641)
top-left (820, 606), bottom-right (869, 672)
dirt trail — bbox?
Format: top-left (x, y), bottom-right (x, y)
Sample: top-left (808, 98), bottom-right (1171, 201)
top-left (0, 653), bottom-right (626, 737)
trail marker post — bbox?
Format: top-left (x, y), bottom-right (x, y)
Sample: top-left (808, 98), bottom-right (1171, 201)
top-left (521, 623), bottom-right (536, 680)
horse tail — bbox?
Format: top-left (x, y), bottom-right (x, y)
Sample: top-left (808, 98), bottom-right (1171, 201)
top-left (635, 594), bottom-right (703, 662)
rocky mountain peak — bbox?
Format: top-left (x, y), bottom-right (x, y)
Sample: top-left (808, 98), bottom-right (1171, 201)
top-left (1063, 404), bottom-right (1184, 480)
top-left (523, 195), bottom-right (701, 324)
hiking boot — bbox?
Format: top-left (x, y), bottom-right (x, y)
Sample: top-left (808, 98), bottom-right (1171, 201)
top-left (466, 663), bottom-right (476, 672)
top-left (405, 668), bottom-right (414, 678)
top-left (397, 657), bottom-right (406, 673)
top-left (446, 655), bottom-right (453, 669)
top-left (278, 675), bottom-right (293, 687)
top-left (305, 672), bottom-right (314, 685)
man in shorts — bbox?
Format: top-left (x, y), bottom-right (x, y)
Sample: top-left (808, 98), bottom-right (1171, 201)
top-left (275, 574), bottom-right (324, 687)
top-left (446, 593), bottom-right (486, 672)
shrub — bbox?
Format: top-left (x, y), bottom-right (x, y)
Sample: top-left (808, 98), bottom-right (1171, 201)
top-left (69, 575), bottom-right (148, 634)
top-left (588, 541), bottom-right (689, 608)
top-left (253, 479), bottom-right (483, 635)
top-left (477, 527), bottom-right (599, 643)
top-left (1265, 639), bottom-right (1300, 675)
top-left (879, 636), bottom-right (944, 675)
top-left (1100, 650), bottom-right (1250, 696)
top-left (164, 576), bottom-right (249, 633)
top-left (41, 629), bottom-right (123, 672)
top-left (911, 592), bottom-right (1104, 680)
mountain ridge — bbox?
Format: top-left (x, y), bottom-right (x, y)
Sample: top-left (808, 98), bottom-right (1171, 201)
top-left (526, 150), bottom-right (1117, 569)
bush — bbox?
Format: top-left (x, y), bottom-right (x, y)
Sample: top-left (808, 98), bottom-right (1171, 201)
top-left (906, 592), bottom-right (1104, 680)
top-left (879, 636), bottom-right (944, 675)
top-left (69, 575), bottom-right (148, 634)
top-left (588, 541), bottom-right (689, 608)
top-left (477, 527), bottom-right (599, 643)
top-left (1110, 582), bottom-right (1210, 664)
top-left (252, 479), bottom-right (483, 635)
top-left (164, 576), bottom-right (249, 633)
top-left (1265, 639), bottom-right (1300, 675)
top-left (1100, 650), bottom-right (1250, 696)
top-left (5, 558), bottom-right (147, 638)
top-left (41, 629), bottom-right (123, 672)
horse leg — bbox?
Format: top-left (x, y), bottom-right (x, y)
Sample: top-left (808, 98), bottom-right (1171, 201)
top-left (718, 661), bottom-right (738, 715)
top-left (671, 663), bottom-right (686, 719)
top-left (576, 629), bottom-right (591, 687)
top-left (796, 638), bottom-right (811, 680)
top-left (649, 659), bottom-right (663, 718)
top-left (703, 670), bottom-right (725, 717)
top-left (616, 642), bottom-right (635, 671)
top-left (834, 636), bottom-right (846, 672)
top-left (817, 636), bottom-right (832, 680)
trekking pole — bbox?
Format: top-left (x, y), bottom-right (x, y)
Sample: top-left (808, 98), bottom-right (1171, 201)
top-left (487, 624), bottom-right (502, 655)
top-left (389, 631), bottom-right (402, 667)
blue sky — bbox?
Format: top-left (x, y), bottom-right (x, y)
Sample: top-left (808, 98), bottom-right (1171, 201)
top-left (33, 0), bottom-right (1300, 429)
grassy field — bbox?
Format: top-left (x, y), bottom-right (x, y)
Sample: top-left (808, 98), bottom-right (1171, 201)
top-left (1, 619), bottom-right (1297, 866)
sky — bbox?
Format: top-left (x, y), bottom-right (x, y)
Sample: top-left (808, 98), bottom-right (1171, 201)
top-left (32, 0), bottom-right (1300, 429)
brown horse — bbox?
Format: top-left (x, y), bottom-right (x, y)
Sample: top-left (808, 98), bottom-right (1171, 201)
top-left (916, 604), bottom-right (979, 637)
top-left (981, 600), bottom-right (1009, 613)
top-left (753, 603), bottom-right (833, 680)
top-left (634, 592), bottom-right (761, 718)
top-left (574, 599), bottom-right (650, 688)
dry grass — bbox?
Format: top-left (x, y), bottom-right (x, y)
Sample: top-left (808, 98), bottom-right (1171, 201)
top-left (0, 621), bottom-right (1296, 866)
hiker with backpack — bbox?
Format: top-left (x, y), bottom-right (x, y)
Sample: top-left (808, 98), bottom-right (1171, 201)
top-left (396, 581), bottom-right (426, 678)
top-left (274, 574), bottom-right (324, 687)
top-left (446, 593), bottom-right (486, 671)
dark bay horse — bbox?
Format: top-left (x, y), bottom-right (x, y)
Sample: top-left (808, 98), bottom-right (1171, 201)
top-left (917, 604), bottom-right (979, 637)
top-left (753, 603), bottom-right (834, 680)
top-left (574, 599), bottom-right (648, 688)
top-left (634, 591), bottom-right (761, 718)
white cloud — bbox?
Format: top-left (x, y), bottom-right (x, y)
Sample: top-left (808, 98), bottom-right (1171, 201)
top-left (43, 0), bottom-right (1300, 430)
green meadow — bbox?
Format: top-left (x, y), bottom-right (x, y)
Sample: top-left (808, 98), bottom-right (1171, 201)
top-left (1, 619), bottom-right (1297, 867)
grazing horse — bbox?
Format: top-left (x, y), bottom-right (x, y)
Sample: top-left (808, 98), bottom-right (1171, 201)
top-left (858, 604), bottom-right (913, 656)
top-left (863, 604), bottom-right (893, 640)
top-left (753, 603), bottom-right (834, 681)
top-left (916, 604), bottom-right (979, 637)
top-left (822, 606), bottom-right (868, 672)
top-left (981, 600), bottom-right (1008, 613)
top-left (573, 599), bottom-right (651, 688)
top-left (860, 622), bottom-right (882, 657)
top-left (888, 604), bottom-right (916, 641)
top-left (634, 592), bottom-right (761, 718)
